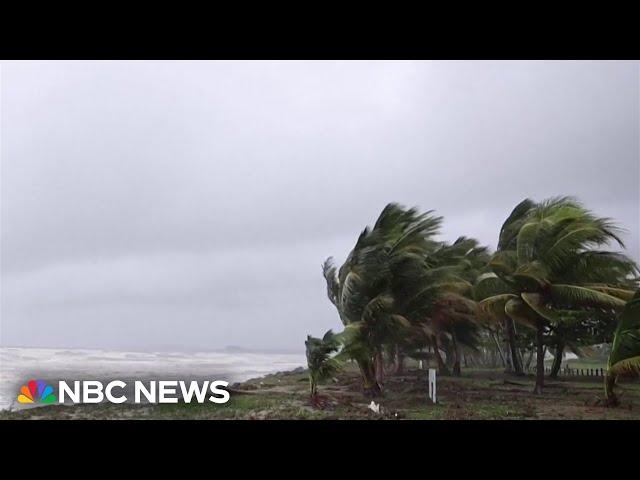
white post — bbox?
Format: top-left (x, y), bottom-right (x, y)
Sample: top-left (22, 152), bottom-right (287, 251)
top-left (419, 360), bottom-right (423, 370)
top-left (428, 368), bottom-right (437, 403)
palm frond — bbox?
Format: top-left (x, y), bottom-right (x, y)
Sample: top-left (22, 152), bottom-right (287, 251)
top-left (504, 297), bottom-right (539, 328)
top-left (478, 293), bottom-right (518, 323)
top-left (516, 220), bottom-right (542, 265)
top-left (585, 285), bottom-right (637, 302)
top-left (549, 284), bottom-right (627, 310)
top-left (488, 250), bottom-right (518, 278)
top-left (474, 273), bottom-right (514, 301)
top-left (560, 251), bottom-right (639, 286)
top-left (497, 198), bottom-right (536, 251)
top-left (322, 257), bottom-right (340, 308)
top-left (608, 290), bottom-right (640, 377)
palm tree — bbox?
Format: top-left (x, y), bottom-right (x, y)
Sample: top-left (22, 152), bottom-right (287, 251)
top-left (605, 290), bottom-right (640, 406)
top-left (478, 197), bottom-right (638, 394)
top-left (429, 237), bottom-right (490, 375)
top-left (322, 203), bottom-right (447, 396)
top-left (475, 271), bottom-right (525, 375)
top-left (305, 330), bottom-right (341, 403)
top-left (384, 237), bottom-right (489, 376)
top-left (323, 203), bottom-right (493, 392)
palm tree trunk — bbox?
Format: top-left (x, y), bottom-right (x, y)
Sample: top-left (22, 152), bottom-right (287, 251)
top-left (394, 344), bottom-right (405, 375)
top-left (533, 319), bottom-right (545, 394)
top-left (491, 332), bottom-right (507, 367)
top-left (357, 358), bottom-right (381, 397)
top-left (525, 348), bottom-right (534, 370)
top-left (452, 331), bottom-right (461, 376)
top-left (374, 350), bottom-right (385, 387)
top-left (309, 375), bottom-right (317, 399)
top-left (503, 330), bottom-right (513, 373)
top-left (517, 345), bottom-right (525, 371)
top-left (604, 372), bottom-right (618, 406)
top-left (433, 336), bottom-right (451, 376)
top-left (505, 317), bottom-right (524, 375)
top-left (549, 341), bottom-right (564, 378)
top-left (444, 342), bottom-right (455, 371)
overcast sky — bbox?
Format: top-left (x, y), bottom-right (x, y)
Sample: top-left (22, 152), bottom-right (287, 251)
top-left (1, 61), bottom-right (638, 352)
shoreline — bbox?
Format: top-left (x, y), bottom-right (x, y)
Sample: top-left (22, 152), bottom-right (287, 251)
top-left (0, 346), bottom-right (306, 412)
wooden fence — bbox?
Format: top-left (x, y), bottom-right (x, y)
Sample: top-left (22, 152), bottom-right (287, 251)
top-left (527, 366), bottom-right (607, 377)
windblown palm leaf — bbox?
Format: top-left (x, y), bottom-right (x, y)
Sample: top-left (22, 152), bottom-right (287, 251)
top-left (607, 291), bottom-right (640, 377)
top-left (605, 290), bottom-right (640, 404)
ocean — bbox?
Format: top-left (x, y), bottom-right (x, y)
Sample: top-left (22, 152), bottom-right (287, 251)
top-left (0, 346), bottom-right (306, 411)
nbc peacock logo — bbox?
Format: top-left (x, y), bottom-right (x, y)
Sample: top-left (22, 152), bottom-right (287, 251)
top-left (17, 379), bottom-right (57, 404)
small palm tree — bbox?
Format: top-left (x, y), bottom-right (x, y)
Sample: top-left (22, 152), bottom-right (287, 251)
top-left (305, 330), bottom-right (341, 403)
top-left (605, 290), bottom-right (640, 406)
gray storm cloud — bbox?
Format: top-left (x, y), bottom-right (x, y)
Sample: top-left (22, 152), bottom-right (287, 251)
top-left (1, 60), bottom-right (638, 351)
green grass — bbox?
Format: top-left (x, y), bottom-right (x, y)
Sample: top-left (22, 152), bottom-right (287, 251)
top-left (563, 359), bottom-right (607, 370)
top-left (148, 393), bottom-right (291, 419)
top-left (405, 408), bottom-right (445, 420)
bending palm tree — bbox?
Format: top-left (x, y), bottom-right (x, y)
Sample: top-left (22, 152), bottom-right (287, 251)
top-left (427, 237), bottom-right (490, 375)
top-left (323, 203), bottom-right (490, 392)
top-left (322, 203), bottom-right (447, 395)
top-left (478, 197), bottom-right (638, 394)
